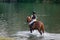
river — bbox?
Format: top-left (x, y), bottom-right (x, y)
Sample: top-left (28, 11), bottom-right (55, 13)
top-left (0, 3), bottom-right (60, 40)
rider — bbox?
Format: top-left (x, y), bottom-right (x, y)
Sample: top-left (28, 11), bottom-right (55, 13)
top-left (31, 11), bottom-right (37, 21)
top-left (29, 11), bottom-right (37, 29)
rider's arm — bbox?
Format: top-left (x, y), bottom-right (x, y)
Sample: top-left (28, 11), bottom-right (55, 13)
top-left (35, 14), bottom-right (37, 19)
top-left (31, 15), bottom-right (33, 18)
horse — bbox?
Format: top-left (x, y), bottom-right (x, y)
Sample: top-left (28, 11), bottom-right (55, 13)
top-left (27, 16), bottom-right (44, 35)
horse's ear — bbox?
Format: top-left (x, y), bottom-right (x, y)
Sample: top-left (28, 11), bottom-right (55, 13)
top-left (26, 17), bottom-right (28, 22)
top-left (27, 19), bottom-right (28, 22)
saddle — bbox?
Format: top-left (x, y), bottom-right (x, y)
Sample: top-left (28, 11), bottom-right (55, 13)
top-left (29, 19), bottom-right (36, 28)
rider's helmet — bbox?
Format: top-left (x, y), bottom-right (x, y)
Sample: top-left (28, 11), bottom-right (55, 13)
top-left (33, 11), bottom-right (36, 14)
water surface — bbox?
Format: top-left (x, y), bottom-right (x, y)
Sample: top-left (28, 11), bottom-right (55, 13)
top-left (0, 3), bottom-right (60, 40)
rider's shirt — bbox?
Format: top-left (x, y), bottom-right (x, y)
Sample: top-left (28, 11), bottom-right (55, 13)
top-left (31, 15), bottom-right (36, 19)
top-left (29, 14), bottom-right (37, 26)
top-left (31, 14), bottom-right (37, 20)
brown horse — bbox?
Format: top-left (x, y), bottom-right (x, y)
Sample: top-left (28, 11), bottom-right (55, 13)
top-left (27, 16), bottom-right (44, 35)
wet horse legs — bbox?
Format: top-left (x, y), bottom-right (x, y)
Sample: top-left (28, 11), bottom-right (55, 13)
top-left (29, 26), bottom-right (32, 33)
top-left (38, 28), bottom-right (42, 35)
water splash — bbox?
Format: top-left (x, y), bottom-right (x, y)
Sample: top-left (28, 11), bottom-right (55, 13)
top-left (11, 30), bottom-right (60, 40)
top-left (0, 20), bottom-right (8, 37)
top-left (11, 30), bottom-right (49, 38)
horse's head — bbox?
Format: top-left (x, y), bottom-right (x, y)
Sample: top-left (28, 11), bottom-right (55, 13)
top-left (27, 16), bottom-right (31, 23)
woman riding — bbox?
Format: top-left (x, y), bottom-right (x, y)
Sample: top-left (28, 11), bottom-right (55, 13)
top-left (29, 11), bottom-right (37, 31)
top-left (31, 11), bottom-right (37, 21)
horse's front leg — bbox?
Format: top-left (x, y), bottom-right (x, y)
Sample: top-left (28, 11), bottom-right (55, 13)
top-left (30, 28), bottom-right (32, 33)
top-left (29, 26), bottom-right (32, 33)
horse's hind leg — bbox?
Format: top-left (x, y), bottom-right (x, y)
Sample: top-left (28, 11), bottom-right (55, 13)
top-left (41, 25), bottom-right (44, 33)
top-left (38, 29), bottom-right (42, 35)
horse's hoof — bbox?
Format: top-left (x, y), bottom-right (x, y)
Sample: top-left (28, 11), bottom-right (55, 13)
top-left (40, 32), bottom-right (42, 35)
top-left (41, 34), bottom-right (42, 35)
top-left (30, 31), bottom-right (32, 33)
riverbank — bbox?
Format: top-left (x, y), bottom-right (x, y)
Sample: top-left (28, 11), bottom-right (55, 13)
top-left (0, 36), bottom-right (15, 40)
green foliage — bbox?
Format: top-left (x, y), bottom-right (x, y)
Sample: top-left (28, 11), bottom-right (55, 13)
top-left (0, 4), bottom-right (4, 14)
top-left (54, 0), bottom-right (60, 3)
top-left (0, 0), bottom-right (60, 3)
top-left (17, 0), bottom-right (36, 3)
top-left (39, 0), bottom-right (43, 3)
